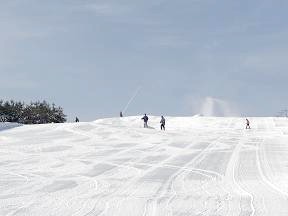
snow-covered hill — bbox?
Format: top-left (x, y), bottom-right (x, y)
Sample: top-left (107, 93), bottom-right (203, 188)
top-left (0, 122), bottom-right (21, 132)
top-left (0, 116), bottom-right (288, 215)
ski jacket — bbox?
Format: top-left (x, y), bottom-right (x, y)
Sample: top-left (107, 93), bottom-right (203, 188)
top-left (142, 116), bottom-right (148, 122)
top-left (160, 118), bottom-right (165, 125)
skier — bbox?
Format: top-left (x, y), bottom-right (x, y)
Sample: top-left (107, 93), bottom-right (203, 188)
top-left (75, 117), bottom-right (79, 122)
top-left (160, 116), bottom-right (165, 130)
top-left (246, 118), bottom-right (251, 129)
top-left (141, 114), bottom-right (149, 128)
top-left (120, 111), bottom-right (123, 117)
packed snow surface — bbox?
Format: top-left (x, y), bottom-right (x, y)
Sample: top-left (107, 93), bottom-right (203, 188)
top-left (1, 116), bottom-right (288, 215)
top-left (0, 123), bottom-right (21, 132)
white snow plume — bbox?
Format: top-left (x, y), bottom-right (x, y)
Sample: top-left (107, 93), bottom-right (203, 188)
top-left (122, 86), bottom-right (142, 114)
top-left (200, 97), bottom-right (238, 117)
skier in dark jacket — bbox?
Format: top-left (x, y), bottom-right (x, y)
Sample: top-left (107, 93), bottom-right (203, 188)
top-left (75, 117), bottom-right (79, 122)
top-left (160, 116), bottom-right (165, 130)
top-left (141, 114), bottom-right (149, 128)
top-left (246, 118), bottom-right (251, 129)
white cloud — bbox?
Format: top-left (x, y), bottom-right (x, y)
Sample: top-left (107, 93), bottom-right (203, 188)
top-left (72, 2), bottom-right (131, 16)
top-left (141, 35), bottom-right (193, 48)
top-left (82, 3), bottom-right (115, 15)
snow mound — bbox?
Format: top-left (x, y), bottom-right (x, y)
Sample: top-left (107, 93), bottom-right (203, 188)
top-left (0, 122), bottom-right (21, 131)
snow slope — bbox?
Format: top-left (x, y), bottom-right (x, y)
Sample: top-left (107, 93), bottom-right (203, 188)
top-left (0, 116), bottom-right (288, 216)
top-left (0, 123), bottom-right (21, 132)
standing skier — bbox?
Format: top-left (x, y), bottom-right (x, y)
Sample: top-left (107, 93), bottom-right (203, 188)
top-left (120, 111), bottom-right (123, 117)
top-left (141, 114), bottom-right (149, 128)
top-left (246, 118), bottom-right (251, 129)
top-left (160, 116), bottom-right (166, 130)
top-left (75, 117), bottom-right (79, 122)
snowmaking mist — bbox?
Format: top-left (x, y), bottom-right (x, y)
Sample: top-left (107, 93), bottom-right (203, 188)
top-left (200, 97), bottom-right (239, 117)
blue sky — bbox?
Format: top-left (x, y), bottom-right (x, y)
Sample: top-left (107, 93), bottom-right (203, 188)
top-left (1, 0), bottom-right (288, 121)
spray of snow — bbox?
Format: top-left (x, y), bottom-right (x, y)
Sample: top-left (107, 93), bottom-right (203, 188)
top-left (122, 86), bottom-right (142, 114)
top-left (200, 97), bottom-right (238, 117)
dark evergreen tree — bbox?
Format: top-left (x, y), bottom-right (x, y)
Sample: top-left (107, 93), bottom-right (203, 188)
top-left (0, 100), bottom-right (24, 122)
top-left (0, 100), bottom-right (66, 124)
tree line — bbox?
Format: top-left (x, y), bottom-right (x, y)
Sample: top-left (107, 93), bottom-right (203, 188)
top-left (0, 100), bottom-right (66, 124)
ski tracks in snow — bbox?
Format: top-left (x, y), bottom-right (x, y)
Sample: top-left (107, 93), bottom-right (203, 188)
top-left (1, 117), bottom-right (288, 215)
